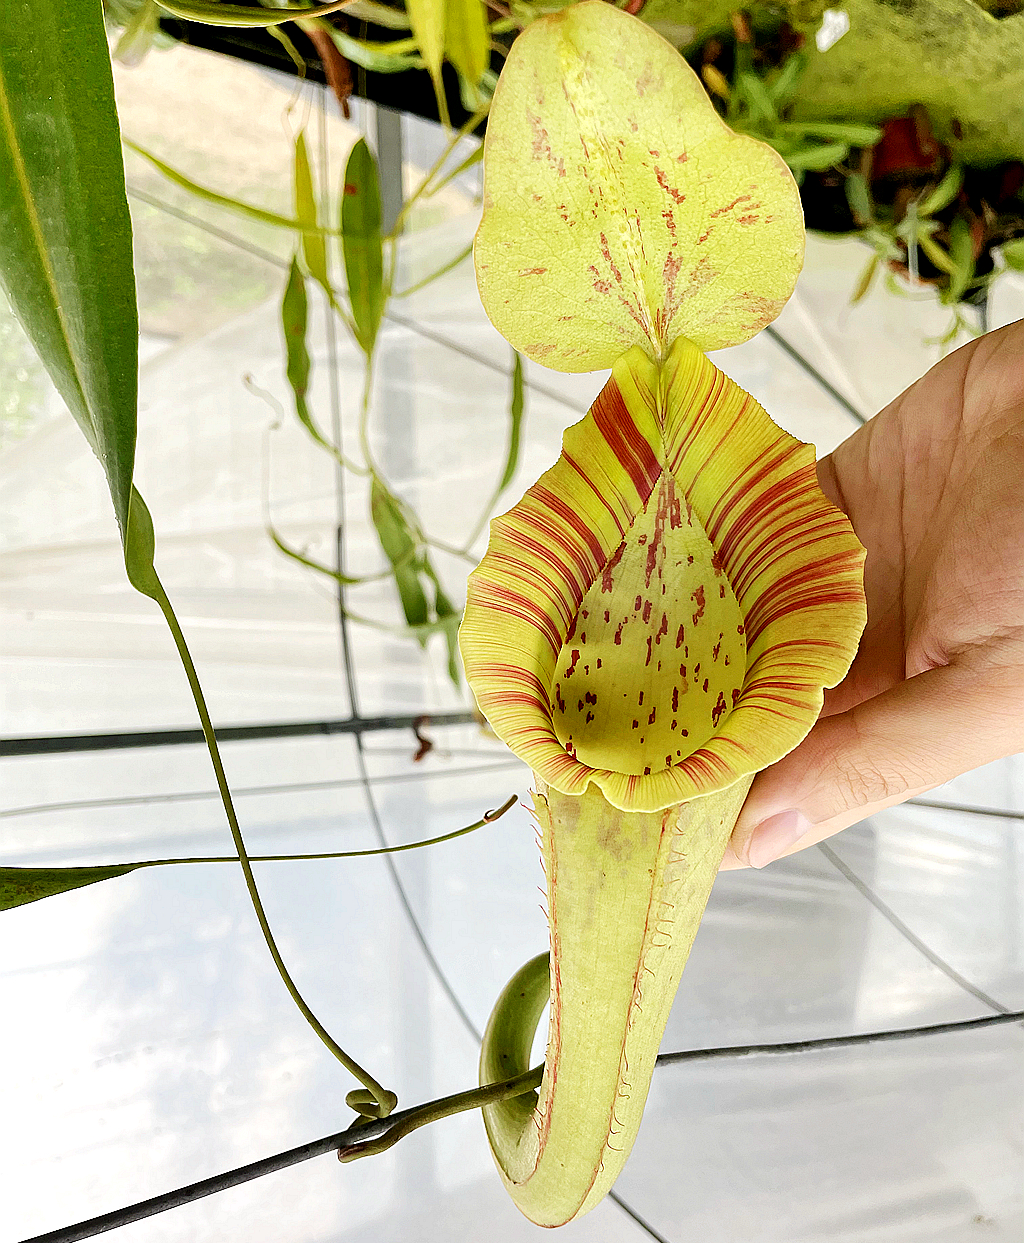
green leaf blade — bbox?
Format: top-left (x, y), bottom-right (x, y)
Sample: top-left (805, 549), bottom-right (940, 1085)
top-left (154, 0), bottom-right (357, 26)
top-left (370, 477), bottom-right (430, 635)
top-left (0, 0), bottom-right (138, 535)
top-left (406, 0), bottom-right (450, 126)
top-left (294, 131), bottom-right (331, 299)
top-left (1, 865), bottom-right (138, 912)
top-left (341, 139), bottom-right (385, 356)
top-left (282, 257), bottom-right (313, 427)
top-left (445, 0), bottom-right (489, 98)
top-left (497, 351), bottom-right (525, 495)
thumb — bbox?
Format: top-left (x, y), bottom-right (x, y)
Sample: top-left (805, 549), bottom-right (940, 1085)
top-left (722, 651), bottom-right (1024, 870)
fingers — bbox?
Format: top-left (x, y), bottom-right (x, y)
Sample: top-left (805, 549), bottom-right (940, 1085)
top-left (722, 647), bottom-right (1024, 870)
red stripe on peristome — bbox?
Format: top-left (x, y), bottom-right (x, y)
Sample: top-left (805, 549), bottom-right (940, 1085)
top-left (563, 451), bottom-right (628, 538)
top-left (488, 551), bottom-right (577, 628)
top-left (477, 584), bottom-right (563, 655)
top-left (498, 523), bottom-right (589, 608)
top-left (591, 380), bottom-right (661, 501)
top-left (517, 508), bottom-right (595, 596)
top-left (670, 370), bottom-right (745, 485)
top-left (532, 483), bottom-right (608, 567)
top-left (742, 561), bottom-right (865, 645)
top-left (708, 445), bottom-right (807, 561)
top-left (727, 510), bottom-right (846, 599)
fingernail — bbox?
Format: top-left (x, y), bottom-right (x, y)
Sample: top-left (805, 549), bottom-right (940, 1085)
top-left (745, 809), bottom-right (813, 869)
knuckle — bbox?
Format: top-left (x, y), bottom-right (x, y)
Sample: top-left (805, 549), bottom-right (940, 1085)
top-left (827, 757), bottom-right (909, 810)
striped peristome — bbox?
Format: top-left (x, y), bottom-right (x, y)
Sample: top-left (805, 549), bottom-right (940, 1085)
top-left (460, 337), bottom-right (866, 813)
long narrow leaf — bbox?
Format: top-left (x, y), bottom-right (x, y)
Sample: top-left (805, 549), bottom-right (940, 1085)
top-left (422, 560), bottom-right (462, 685)
top-left (278, 261), bottom-right (363, 468)
top-left (342, 0), bottom-right (411, 27)
top-left (268, 521), bottom-right (374, 585)
top-left (496, 350), bottom-right (524, 495)
top-left (294, 131), bottom-right (331, 298)
top-left (370, 477), bottom-right (430, 635)
top-left (341, 140), bottom-right (385, 355)
top-left (406, 0), bottom-right (450, 127)
top-left (329, 27), bottom-right (424, 72)
top-left (154, 0), bottom-right (358, 26)
top-left (445, 0), bottom-right (489, 101)
top-left (126, 138), bottom-right (337, 232)
top-left (0, 0), bottom-right (138, 536)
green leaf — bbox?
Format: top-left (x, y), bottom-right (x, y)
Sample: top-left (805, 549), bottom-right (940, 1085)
top-left (406, 0), bottom-right (450, 127)
top-left (124, 487), bottom-right (162, 600)
top-left (268, 520), bottom-right (370, 585)
top-left (281, 257), bottom-right (317, 439)
top-left (845, 171), bottom-right (874, 228)
top-left (279, 259), bottom-right (363, 467)
top-left (945, 214), bottom-right (975, 303)
top-left (113, 0), bottom-right (161, 66)
top-left (154, 0), bottom-right (358, 26)
top-left (497, 351), bottom-right (525, 495)
top-left (125, 138), bottom-right (336, 233)
top-left (294, 131), bottom-right (332, 301)
top-left (850, 252), bottom-right (879, 304)
top-left (735, 71), bottom-right (777, 129)
top-left (341, 139), bottom-right (385, 356)
top-left (0, 0), bottom-right (138, 538)
top-left (328, 27), bottom-right (424, 72)
top-left (1, 865), bottom-right (138, 912)
top-left (445, 0), bottom-right (489, 101)
top-left (341, 0), bottom-right (411, 27)
top-left (1002, 238), bottom-right (1024, 272)
top-left (423, 561), bottom-right (462, 685)
top-left (370, 477), bottom-right (430, 635)
top-left (920, 164), bottom-right (964, 218)
top-left (766, 50), bottom-right (806, 108)
top-left (782, 140), bottom-right (849, 172)
top-left (776, 120), bottom-right (882, 145)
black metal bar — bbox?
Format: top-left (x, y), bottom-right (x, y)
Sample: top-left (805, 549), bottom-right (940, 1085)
top-left (19, 1009), bottom-right (1024, 1243)
top-left (16, 1114), bottom-right (394, 1243)
top-left (0, 711), bottom-right (477, 757)
top-left (763, 325), bottom-right (869, 426)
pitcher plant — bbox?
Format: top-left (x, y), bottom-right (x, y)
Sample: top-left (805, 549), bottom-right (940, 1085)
top-left (460, 2), bottom-right (867, 1226)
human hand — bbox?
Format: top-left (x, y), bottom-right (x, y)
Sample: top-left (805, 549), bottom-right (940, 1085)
top-left (721, 317), bottom-right (1024, 870)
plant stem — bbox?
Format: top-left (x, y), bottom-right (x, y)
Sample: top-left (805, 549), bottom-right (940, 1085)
top-left (152, 583), bottom-right (397, 1116)
top-left (121, 796), bottom-right (516, 868)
